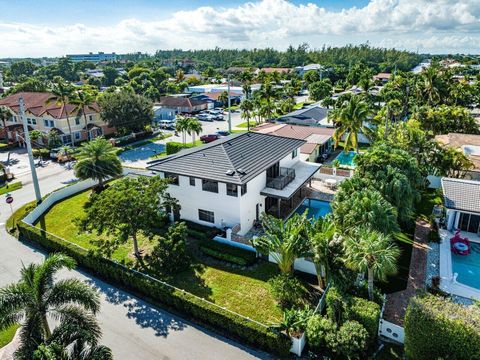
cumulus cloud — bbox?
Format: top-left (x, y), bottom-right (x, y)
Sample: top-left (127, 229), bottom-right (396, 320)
top-left (1, 0), bottom-right (480, 57)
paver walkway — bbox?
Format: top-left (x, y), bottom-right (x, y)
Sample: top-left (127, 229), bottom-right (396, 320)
top-left (383, 220), bottom-right (431, 326)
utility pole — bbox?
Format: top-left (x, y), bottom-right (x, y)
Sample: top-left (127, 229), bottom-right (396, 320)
top-left (227, 74), bottom-right (232, 133)
top-left (19, 97), bottom-right (42, 203)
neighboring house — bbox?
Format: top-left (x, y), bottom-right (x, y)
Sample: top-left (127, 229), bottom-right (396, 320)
top-left (294, 64), bottom-right (323, 76)
top-left (0, 92), bottom-right (113, 145)
top-left (67, 52), bottom-right (117, 62)
top-left (435, 133), bottom-right (480, 180)
top-left (154, 96), bottom-right (208, 120)
top-left (442, 177), bottom-right (480, 235)
top-left (147, 132), bottom-right (320, 236)
top-left (277, 105), bottom-right (329, 127)
top-left (255, 68), bottom-right (291, 75)
top-left (253, 123), bottom-right (334, 162)
top-left (373, 72), bottom-right (391, 84)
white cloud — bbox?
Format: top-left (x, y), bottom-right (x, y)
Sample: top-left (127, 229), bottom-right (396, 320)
top-left (1, 0), bottom-right (480, 57)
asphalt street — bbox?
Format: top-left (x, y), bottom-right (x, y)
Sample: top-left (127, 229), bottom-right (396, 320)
top-left (0, 149), bottom-right (270, 360)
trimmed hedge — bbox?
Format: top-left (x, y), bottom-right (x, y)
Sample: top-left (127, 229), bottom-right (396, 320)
top-left (405, 294), bottom-right (480, 360)
top-left (346, 296), bottom-right (380, 347)
top-left (17, 222), bottom-right (290, 356)
top-left (166, 142), bottom-right (195, 155)
top-left (199, 239), bottom-right (257, 265)
top-left (200, 246), bottom-right (252, 266)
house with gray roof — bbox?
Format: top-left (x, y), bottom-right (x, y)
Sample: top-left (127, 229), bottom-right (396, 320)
top-left (277, 106), bottom-right (329, 127)
top-left (147, 132), bottom-right (321, 235)
top-left (442, 177), bottom-right (480, 234)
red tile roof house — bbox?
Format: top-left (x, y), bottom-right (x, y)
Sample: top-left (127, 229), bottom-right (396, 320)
top-left (373, 72), bottom-right (391, 84)
top-left (253, 123), bottom-right (335, 162)
top-left (154, 96), bottom-right (208, 120)
top-left (0, 92), bottom-right (114, 145)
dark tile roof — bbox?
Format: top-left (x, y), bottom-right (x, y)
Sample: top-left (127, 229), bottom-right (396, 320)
top-left (148, 132), bottom-right (305, 185)
top-left (442, 177), bottom-right (480, 213)
top-left (278, 106), bottom-right (329, 125)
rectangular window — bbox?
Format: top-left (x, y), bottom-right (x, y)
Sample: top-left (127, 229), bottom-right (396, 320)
top-left (32, 119), bottom-right (37, 125)
top-left (44, 119), bottom-right (50, 127)
top-left (75, 118), bottom-right (80, 125)
top-left (292, 149), bottom-right (298, 158)
top-left (202, 179), bottom-right (218, 193)
top-left (164, 172), bottom-right (179, 185)
top-left (74, 132), bottom-right (81, 140)
top-left (27, 118), bottom-right (32, 124)
top-left (189, 177), bottom-right (196, 186)
top-left (198, 209), bottom-right (215, 223)
top-left (241, 184), bottom-right (247, 195)
top-left (89, 115), bottom-right (93, 122)
top-left (49, 120), bottom-right (55, 127)
top-left (226, 183), bottom-right (238, 197)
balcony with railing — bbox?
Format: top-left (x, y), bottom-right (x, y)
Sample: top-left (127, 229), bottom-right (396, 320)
top-left (266, 167), bottom-right (296, 190)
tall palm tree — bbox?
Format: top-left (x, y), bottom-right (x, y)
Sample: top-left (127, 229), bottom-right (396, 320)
top-left (175, 116), bottom-right (190, 146)
top-left (70, 88), bottom-right (98, 142)
top-left (307, 216), bottom-right (336, 290)
top-left (240, 99), bottom-right (254, 130)
top-left (186, 117), bottom-right (202, 145)
top-left (343, 227), bottom-right (400, 300)
top-left (46, 77), bottom-right (75, 146)
top-left (258, 81), bottom-right (276, 120)
top-left (74, 137), bottom-right (123, 190)
top-left (252, 213), bottom-right (310, 274)
top-left (0, 254), bottom-right (108, 359)
top-left (330, 95), bottom-right (372, 154)
top-left (218, 91), bottom-right (229, 108)
top-left (0, 105), bottom-right (14, 142)
top-left (419, 65), bottom-right (441, 106)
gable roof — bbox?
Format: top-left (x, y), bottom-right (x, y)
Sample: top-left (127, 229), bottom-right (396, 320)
top-left (157, 96), bottom-right (207, 108)
top-left (0, 92), bottom-right (99, 119)
top-left (442, 177), bottom-right (480, 213)
top-left (278, 106), bottom-right (329, 125)
top-left (148, 132), bottom-right (305, 185)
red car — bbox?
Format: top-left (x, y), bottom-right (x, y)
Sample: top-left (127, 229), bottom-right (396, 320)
top-left (200, 134), bottom-right (220, 143)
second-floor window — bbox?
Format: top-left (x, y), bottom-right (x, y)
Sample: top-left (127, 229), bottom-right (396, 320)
top-left (292, 149), bottom-right (298, 158)
top-left (32, 119), bottom-right (37, 125)
top-left (164, 172), bottom-right (179, 185)
top-left (44, 119), bottom-right (55, 127)
top-left (202, 179), bottom-right (218, 193)
top-left (89, 115), bottom-right (93, 122)
top-left (27, 118), bottom-right (32, 124)
top-left (241, 184), bottom-right (247, 195)
top-left (226, 183), bottom-right (238, 197)
top-left (75, 118), bottom-right (80, 125)
top-left (189, 177), bottom-right (196, 186)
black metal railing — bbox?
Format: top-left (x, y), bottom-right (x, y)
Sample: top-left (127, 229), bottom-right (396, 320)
top-left (266, 167), bottom-right (296, 190)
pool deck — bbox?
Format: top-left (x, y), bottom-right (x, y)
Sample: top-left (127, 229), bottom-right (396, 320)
top-left (439, 229), bottom-right (480, 300)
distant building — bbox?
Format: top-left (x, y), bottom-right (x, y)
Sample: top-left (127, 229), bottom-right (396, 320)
top-left (154, 96), bottom-right (208, 120)
top-left (435, 133), bottom-right (480, 180)
top-left (255, 68), bottom-right (291, 75)
top-left (277, 106), bottom-right (330, 127)
top-left (294, 64), bottom-right (323, 76)
top-left (373, 72), bottom-right (391, 84)
top-left (67, 52), bottom-right (117, 63)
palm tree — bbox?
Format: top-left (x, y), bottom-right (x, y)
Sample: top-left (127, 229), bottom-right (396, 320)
top-left (74, 137), bottom-right (123, 190)
top-left (218, 91), bottom-right (229, 108)
top-left (258, 81), bottom-right (276, 120)
top-left (330, 95), bottom-right (372, 154)
top-left (0, 254), bottom-right (108, 359)
top-left (252, 213), bottom-right (310, 274)
top-left (175, 116), bottom-right (190, 146)
top-left (186, 117), bottom-right (202, 145)
top-left (46, 77), bottom-right (75, 146)
top-left (343, 227), bottom-right (400, 300)
top-left (0, 105), bottom-right (14, 142)
top-left (240, 99), bottom-right (254, 131)
top-left (419, 65), bottom-right (441, 106)
top-left (70, 88), bottom-right (97, 142)
top-left (307, 216), bottom-right (336, 290)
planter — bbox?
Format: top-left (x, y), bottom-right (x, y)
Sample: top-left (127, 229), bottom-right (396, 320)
top-left (290, 332), bottom-right (306, 356)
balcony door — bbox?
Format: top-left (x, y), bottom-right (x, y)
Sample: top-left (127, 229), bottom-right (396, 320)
top-left (458, 212), bottom-right (480, 234)
top-left (267, 162), bottom-right (280, 179)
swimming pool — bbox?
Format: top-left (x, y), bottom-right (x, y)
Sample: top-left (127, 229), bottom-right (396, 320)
top-left (119, 143), bottom-right (165, 162)
top-left (293, 198), bottom-right (332, 221)
top-left (334, 151), bottom-right (357, 168)
top-left (452, 242), bottom-right (480, 289)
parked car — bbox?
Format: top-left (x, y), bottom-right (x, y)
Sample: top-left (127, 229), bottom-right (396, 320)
top-left (216, 131), bottom-right (230, 137)
top-left (200, 134), bottom-right (221, 143)
top-left (197, 113), bottom-right (215, 122)
top-left (158, 119), bottom-right (176, 130)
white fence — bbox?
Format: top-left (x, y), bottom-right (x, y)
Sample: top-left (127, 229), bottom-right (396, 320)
top-left (378, 319), bottom-right (405, 343)
top-left (268, 253), bottom-right (317, 276)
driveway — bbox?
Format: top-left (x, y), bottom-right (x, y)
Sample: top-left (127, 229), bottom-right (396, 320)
top-left (0, 159), bottom-right (269, 359)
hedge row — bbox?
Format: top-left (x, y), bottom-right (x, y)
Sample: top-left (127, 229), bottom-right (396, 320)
top-left (200, 246), bottom-right (252, 266)
top-left (166, 142), bottom-right (195, 155)
top-left (199, 238), bottom-right (257, 265)
top-left (347, 296), bottom-right (381, 347)
top-left (18, 222), bottom-right (291, 356)
top-left (405, 294), bottom-right (480, 360)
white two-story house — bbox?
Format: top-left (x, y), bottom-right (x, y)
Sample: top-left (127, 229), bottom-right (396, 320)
top-left (147, 132), bottom-right (321, 236)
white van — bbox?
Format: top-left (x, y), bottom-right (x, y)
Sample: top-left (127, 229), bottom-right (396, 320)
top-left (158, 120), bottom-right (176, 130)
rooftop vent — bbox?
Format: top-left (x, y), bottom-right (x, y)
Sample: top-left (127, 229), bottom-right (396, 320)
top-left (225, 170), bottom-right (235, 176)
top-left (237, 168), bottom-right (246, 175)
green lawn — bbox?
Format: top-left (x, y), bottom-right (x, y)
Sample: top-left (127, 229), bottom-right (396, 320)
top-left (0, 324), bottom-right (19, 348)
top-left (0, 181), bottom-right (22, 195)
top-left (34, 188), bottom-right (283, 323)
top-left (416, 188), bottom-right (443, 218)
top-left (236, 121), bottom-right (257, 128)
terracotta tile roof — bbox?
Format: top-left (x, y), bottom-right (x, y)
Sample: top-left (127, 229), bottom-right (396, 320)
top-left (157, 96), bottom-right (207, 108)
top-left (300, 142), bottom-right (317, 155)
top-left (253, 123), bottom-right (334, 141)
top-left (0, 92), bottom-right (99, 119)
top-left (435, 133), bottom-right (480, 170)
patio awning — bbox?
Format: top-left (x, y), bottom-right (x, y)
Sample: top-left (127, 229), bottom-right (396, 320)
top-left (261, 161), bottom-right (321, 200)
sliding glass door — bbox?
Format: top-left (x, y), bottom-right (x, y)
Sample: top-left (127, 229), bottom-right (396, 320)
top-left (458, 212), bottom-right (480, 234)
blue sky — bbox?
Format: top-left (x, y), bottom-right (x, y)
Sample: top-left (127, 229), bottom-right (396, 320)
top-left (0, 0), bottom-right (479, 57)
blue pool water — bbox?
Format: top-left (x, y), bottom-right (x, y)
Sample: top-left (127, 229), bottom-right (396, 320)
top-left (452, 242), bottom-right (480, 289)
top-left (119, 143), bottom-right (165, 162)
top-left (293, 199), bottom-right (332, 221)
top-left (334, 151), bottom-right (357, 168)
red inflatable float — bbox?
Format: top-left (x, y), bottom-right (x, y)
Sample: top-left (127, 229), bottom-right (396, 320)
top-left (450, 230), bottom-right (471, 256)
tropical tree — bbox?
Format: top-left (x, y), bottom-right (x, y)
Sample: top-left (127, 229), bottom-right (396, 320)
top-left (175, 116), bottom-right (190, 145)
top-left (240, 98), bottom-right (255, 130)
top-left (343, 228), bottom-right (400, 300)
top-left (29, 130), bottom-right (43, 147)
top-left (330, 95), bottom-right (372, 153)
top-left (307, 216), bottom-right (336, 290)
top-left (46, 77), bottom-right (75, 146)
top-left (0, 105), bottom-right (14, 142)
top-left (74, 137), bottom-right (122, 190)
top-left (308, 80), bottom-right (332, 102)
top-left (186, 117), bottom-right (202, 145)
top-left (252, 212), bottom-right (309, 274)
top-left (257, 80), bottom-right (277, 120)
top-left (218, 91), bottom-right (229, 107)
top-left (0, 253), bottom-right (110, 359)
top-left (70, 88), bottom-right (98, 141)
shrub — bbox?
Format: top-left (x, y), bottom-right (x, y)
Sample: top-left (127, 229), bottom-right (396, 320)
top-left (17, 222), bottom-right (291, 356)
top-left (306, 315), bottom-right (337, 351)
top-left (147, 222), bottom-right (190, 274)
top-left (32, 148), bottom-right (50, 159)
top-left (279, 308), bottom-right (313, 337)
top-left (268, 274), bottom-right (308, 308)
top-left (200, 246), bottom-right (250, 266)
top-left (326, 286), bottom-right (348, 324)
top-left (336, 320), bottom-right (369, 359)
top-left (199, 239), bottom-right (257, 266)
top-left (166, 142), bottom-right (195, 155)
top-left (405, 294), bottom-right (480, 360)
top-left (346, 296), bottom-right (380, 347)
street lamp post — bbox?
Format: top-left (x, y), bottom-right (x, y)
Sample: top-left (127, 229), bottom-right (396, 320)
top-left (227, 74), bottom-right (232, 133)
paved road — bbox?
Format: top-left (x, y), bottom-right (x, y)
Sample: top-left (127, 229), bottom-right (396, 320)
top-left (0, 152), bottom-right (269, 360)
